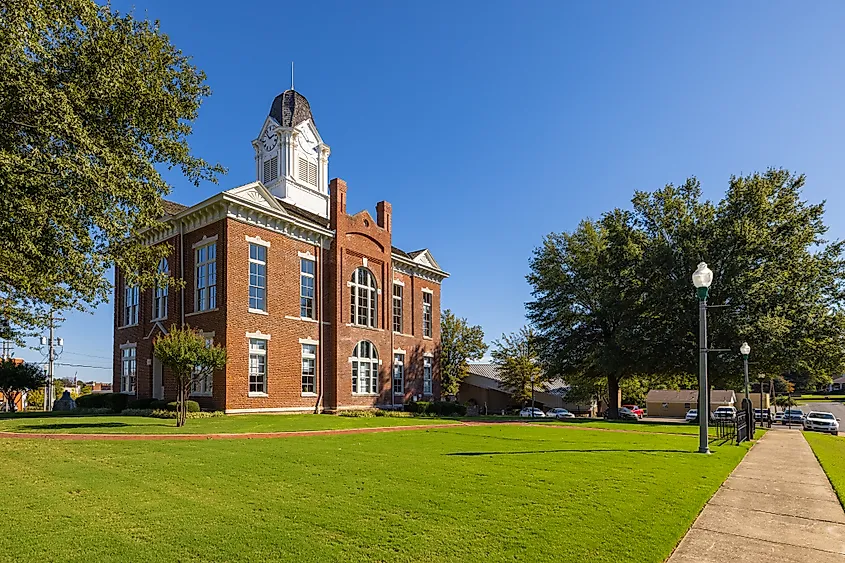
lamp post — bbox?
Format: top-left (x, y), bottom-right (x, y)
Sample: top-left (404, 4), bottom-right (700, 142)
top-left (740, 342), bottom-right (752, 432)
top-left (758, 374), bottom-right (766, 427)
top-left (692, 262), bottom-right (713, 454)
top-left (530, 373), bottom-right (535, 418)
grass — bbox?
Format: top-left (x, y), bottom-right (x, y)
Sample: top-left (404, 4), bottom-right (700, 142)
top-left (805, 432), bottom-right (845, 507)
top-left (0, 424), bottom-right (751, 562)
top-left (0, 413), bottom-right (460, 435)
top-left (796, 394), bottom-right (845, 403)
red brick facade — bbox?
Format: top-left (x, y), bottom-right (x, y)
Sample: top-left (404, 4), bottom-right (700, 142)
top-left (113, 179), bottom-right (447, 413)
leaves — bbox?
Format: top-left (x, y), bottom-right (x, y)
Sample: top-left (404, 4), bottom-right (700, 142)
top-left (0, 359), bottom-right (46, 411)
top-left (0, 1), bottom-right (224, 339)
top-left (439, 309), bottom-right (487, 396)
top-left (491, 327), bottom-right (544, 405)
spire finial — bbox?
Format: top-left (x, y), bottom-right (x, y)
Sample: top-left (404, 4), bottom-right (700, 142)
top-left (291, 61), bottom-right (294, 91)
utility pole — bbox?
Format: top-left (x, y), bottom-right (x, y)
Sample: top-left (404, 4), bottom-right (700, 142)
top-left (39, 311), bottom-right (64, 411)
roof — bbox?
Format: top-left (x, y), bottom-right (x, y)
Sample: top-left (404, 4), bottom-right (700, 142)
top-left (832, 375), bottom-right (845, 384)
top-left (161, 199), bottom-right (187, 216)
top-left (646, 389), bottom-right (736, 403)
top-left (269, 90), bottom-right (314, 128)
top-left (466, 363), bottom-right (568, 394)
top-left (275, 198), bottom-right (330, 229)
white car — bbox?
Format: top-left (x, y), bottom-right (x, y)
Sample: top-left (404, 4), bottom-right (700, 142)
top-left (519, 407), bottom-right (546, 418)
top-left (685, 409), bottom-right (698, 422)
top-left (803, 411), bottom-right (840, 435)
top-left (713, 406), bottom-right (737, 421)
top-left (547, 408), bottom-right (575, 419)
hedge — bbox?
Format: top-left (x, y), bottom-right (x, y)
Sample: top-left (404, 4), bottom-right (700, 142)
top-left (75, 393), bottom-right (130, 413)
top-left (403, 400), bottom-right (466, 416)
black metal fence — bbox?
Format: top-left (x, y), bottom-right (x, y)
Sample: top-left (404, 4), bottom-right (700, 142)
top-left (713, 415), bottom-right (753, 445)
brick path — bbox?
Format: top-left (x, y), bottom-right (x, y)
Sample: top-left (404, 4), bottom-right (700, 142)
top-left (668, 429), bottom-right (845, 562)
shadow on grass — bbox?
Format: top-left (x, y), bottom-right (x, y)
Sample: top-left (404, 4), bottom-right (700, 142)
top-left (446, 448), bottom-right (695, 456)
top-left (17, 422), bottom-right (140, 431)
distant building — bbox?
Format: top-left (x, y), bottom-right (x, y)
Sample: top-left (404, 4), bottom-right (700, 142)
top-left (646, 389), bottom-right (736, 418)
top-left (828, 376), bottom-right (845, 392)
top-left (91, 382), bottom-right (113, 394)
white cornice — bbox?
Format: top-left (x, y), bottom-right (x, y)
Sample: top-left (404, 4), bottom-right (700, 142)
top-left (392, 254), bottom-right (449, 283)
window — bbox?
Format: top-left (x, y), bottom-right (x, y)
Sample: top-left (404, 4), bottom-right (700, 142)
top-left (351, 341), bottom-right (379, 394)
top-left (300, 258), bottom-right (315, 319)
top-left (249, 244), bottom-right (267, 311)
top-left (195, 242), bottom-right (217, 312)
top-left (350, 267), bottom-right (377, 327)
top-left (423, 292), bottom-right (432, 338)
top-left (301, 344), bottom-right (316, 394)
top-left (392, 284), bottom-right (403, 333)
top-left (249, 338), bottom-right (267, 394)
top-left (393, 353), bottom-right (404, 395)
top-left (263, 156), bottom-right (278, 183)
top-left (191, 335), bottom-right (214, 396)
top-left (298, 157), bottom-right (317, 186)
top-left (121, 346), bottom-right (136, 394)
top-left (152, 258), bottom-right (169, 320)
top-left (123, 283), bottom-right (139, 326)
top-left (423, 357), bottom-right (433, 395)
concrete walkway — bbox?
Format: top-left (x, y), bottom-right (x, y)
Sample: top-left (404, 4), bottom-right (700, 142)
top-left (669, 429), bottom-right (845, 562)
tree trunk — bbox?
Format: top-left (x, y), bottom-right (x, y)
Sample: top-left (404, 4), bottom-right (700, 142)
top-left (176, 384), bottom-right (185, 427)
top-left (607, 375), bottom-right (621, 419)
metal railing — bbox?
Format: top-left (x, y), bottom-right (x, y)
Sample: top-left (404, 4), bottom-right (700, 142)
top-left (713, 415), bottom-right (753, 445)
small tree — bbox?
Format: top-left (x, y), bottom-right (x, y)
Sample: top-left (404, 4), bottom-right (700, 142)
top-left (153, 326), bottom-right (226, 427)
top-left (439, 310), bottom-right (487, 398)
top-left (0, 359), bottom-right (46, 412)
top-left (492, 327), bottom-right (545, 406)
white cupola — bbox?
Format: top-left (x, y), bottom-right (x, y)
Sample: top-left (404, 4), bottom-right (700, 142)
top-left (251, 90), bottom-right (331, 217)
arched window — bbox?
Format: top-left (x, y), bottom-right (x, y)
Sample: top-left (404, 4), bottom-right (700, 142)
top-left (351, 341), bottom-right (379, 394)
top-left (350, 267), bottom-right (377, 327)
top-left (153, 258), bottom-right (169, 320)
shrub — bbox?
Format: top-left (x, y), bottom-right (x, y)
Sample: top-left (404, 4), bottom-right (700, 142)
top-left (150, 409), bottom-right (223, 419)
top-left (338, 410), bottom-right (377, 418)
top-left (374, 410), bottom-right (413, 418)
top-left (165, 400), bottom-right (200, 413)
top-left (72, 407), bottom-right (112, 415)
top-left (128, 398), bottom-right (159, 410)
top-left (121, 408), bottom-right (154, 417)
top-left (404, 401), bottom-right (430, 414)
top-left (75, 393), bottom-right (130, 413)
top-left (428, 401), bottom-right (467, 416)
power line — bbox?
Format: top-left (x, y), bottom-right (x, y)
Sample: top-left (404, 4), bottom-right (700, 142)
top-left (62, 351), bottom-right (113, 361)
top-left (55, 362), bottom-right (111, 370)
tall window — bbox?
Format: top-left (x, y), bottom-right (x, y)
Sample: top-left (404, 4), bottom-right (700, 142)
top-left (300, 258), bottom-right (315, 319)
top-left (351, 341), bottom-right (379, 394)
top-left (392, 284), bottom-right (403, 333)
top-left (123, 283), bottom-right (139, 326)
top-left (393, 353), bottom-right (404, 395)
top-left (350, 267), bottom-right (377, 327)
top-left (121, 346), bottom-right (136, 394)
top-left (152, 258), bottom-right (169, 320)
top-left (249, 338), bottom-right (267, 394)
top-left (301, 344), bottom-right (316, 394)
top-left (195, 242), bottom-right (217, 312)
top-left (423, 292), bottom-right (432, 338)
top-left (249, 244), bottom-right (267, 311)
top-left (191, 334), bottom-right (214, 396)
top-left (423, 357), bottom-right (433, 395)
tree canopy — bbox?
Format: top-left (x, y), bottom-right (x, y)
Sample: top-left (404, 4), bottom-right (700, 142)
top-left (0, 359), bottom-right (46, 412)
top-left (153, 326), bottom-right (226, 426)
top-left (528, 169), bottom-right (845, 407)
top-left (439, 309), bottom-right (487, 397)
top-left (491, 327), bottom-right (544, 405)
top-left (0, 1), bottom-right (224, 339)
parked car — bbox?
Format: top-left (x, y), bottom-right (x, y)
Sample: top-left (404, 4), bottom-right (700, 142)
top-left (546, 408), bottom-right (575, 419)
top-left (519, 407), bottom-right (546, 418)
top-left (684, 409), bottom-right (698, 422)
top-left (622, 404), bottom-right (644, 419)
top-left (617, 407), bottom-right (639, 421)
top-left (782, 409), bottom-right (806, 425)
top-left (712, 406), bottom-right (737, 421)
top-left (803, 411), bottom-right (840, 435)
top-left (774, 411), bottom-right (784, 423)
top-left (753, 409), bottom-right (771, 422)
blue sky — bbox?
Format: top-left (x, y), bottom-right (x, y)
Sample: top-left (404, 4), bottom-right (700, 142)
top-left (32, 1), bottom-right (845, 381)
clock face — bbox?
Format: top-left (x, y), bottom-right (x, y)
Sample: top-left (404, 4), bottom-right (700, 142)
top-left (297, 129), bottom-right (317, 154)
top-left (262, 127), bottom-right (277, 152)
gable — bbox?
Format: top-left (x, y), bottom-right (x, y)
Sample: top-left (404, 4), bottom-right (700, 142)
top-left (226, 182), bottom-right (286, 214)
top-left (410, 249), bottom-right (441, 270)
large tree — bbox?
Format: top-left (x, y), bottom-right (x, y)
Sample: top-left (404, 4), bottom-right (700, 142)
top-left (439, 309), bottom-right (487, 397)
top-left (0, 1), bottom-right (224, 339)
top-left (491, 326), bottom-right (544, 406)
top-left (153, 326), bottom-right (226, 427)
top-left (527, 210), bottom-right (648, 418)
top-left (0, 359), bottom-right (46, 412)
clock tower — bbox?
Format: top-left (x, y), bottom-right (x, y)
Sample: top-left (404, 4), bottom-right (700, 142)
top-left (252, 90), bottom-right (331, 218)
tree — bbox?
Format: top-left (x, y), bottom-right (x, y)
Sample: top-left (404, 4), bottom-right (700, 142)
top-left (527, 210), bottom-right (648, 419)
top-left (491, 327), bottom-right (544, 405)
top-left (439, 310), bottom-right (487, 397)
top-left (0, 1), bottom-right (224, 340)
top-left (0, 359), bottom-right (46, 412)
top-left (153, 326), bottom-right (226, 427)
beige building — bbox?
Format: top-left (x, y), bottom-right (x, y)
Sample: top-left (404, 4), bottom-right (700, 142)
top-left (646, 389), bottom-right (736, 418)
top-left (735, 392), bottom-right (771, 409)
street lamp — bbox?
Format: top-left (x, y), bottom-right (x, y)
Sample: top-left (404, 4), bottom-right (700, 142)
top-left (740, 342), bottom-right (751, 431)
top-left (692, 262), bottom-right (713, 454)
top-left (758, 374), bottom-right (767, 428)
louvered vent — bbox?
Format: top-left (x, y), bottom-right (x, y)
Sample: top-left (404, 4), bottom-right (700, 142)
top-left (298, 158), bottom-right (318, 186)
top-left (263, 156), bottom-right (278, 182)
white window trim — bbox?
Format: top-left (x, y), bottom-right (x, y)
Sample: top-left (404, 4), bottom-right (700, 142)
top-left (152, 258), bottom-right (169, 321)
top-left (298, 338), bottom-right (319, 345)
top-left (393, 353), bottom-right (404, 396)
top-left (248, 392), bottom-right (269, 398)
top-left (190, 332), bottom-right (215, 397)
top-left (392, 279), bottom-right (405, 286)
top-left (298, 250), bottom-right (315, 260)
top-left (300, 256), bottom-right (316, 320)
top-left (301, 342), bottom-right (317, 395)
top-left (248, 308), bottom-right (270, 315)
top-left (245, 235), bottom-right (271, 248)
top-left (246, 330), bottom-right (271, 340)
top-left (285, 315), bottom-right (319, 324)
top-left (248, 242), bottom-right (267, 312)
top-left (423, 352), bottom-right (434, 358)
top-left (192, 235), bottom-right (218, 249)
top-left (120, 344), bottom-right (137, 395)
top-left (421, 287), bottom-right (434, 294)
top-left (186, 308), bottom-right (218, 318)
top-left (248, 337), bottom-right (269, 396)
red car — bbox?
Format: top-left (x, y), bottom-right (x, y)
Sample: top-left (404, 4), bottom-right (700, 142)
top-left (622, 404), bottom-right (644, 419)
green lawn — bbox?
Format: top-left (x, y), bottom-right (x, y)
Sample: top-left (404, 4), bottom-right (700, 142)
top-left (0, 424), bottom-right (751, 562)
top-left (805, 432), bottom-right (845, 507)
top-left (797, 394), bottom-right (845, 403)
top-left (0, 413), bottom-right (459, 434)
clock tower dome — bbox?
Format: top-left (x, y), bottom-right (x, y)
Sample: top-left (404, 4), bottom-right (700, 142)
top-left (252, 90), bottom-right (331, 217)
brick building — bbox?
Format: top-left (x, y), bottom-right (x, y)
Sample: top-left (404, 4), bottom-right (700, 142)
top-left (113, 90), bottom-right (448, 413)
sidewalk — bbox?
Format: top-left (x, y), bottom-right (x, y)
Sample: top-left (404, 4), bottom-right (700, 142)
top-left (669, 428), bottom-right (845, 562)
